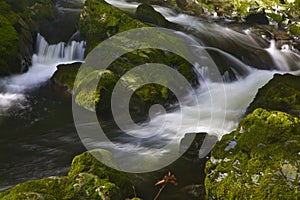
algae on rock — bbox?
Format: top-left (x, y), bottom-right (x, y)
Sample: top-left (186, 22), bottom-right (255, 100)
top-left (205, 108), bottom-right (300, 199)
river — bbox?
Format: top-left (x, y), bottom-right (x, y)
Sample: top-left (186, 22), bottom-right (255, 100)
top-left (0, 0), bottom-right (299, 199)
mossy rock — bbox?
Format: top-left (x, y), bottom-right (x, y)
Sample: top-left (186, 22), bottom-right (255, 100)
top-left (0, 149), bottom-right (133, 200)
top-left (205, 108), bottom-right (300, 199)
top-left (289, 24), bottom-right (300, 36)
top-left (136, 3), bottom-right (169, 27)
top-left (246, 73), bottom-right (300, 118)
top-left (51, 62), bottom-right (82, 91)
top-left (68, 149), bottom-right (132, 198)
top-left (74, 67), bottom-right (119, 112)
top-left (0, 16), bottom-right (20, 76)
top-left (79, 0), bottom-right (145, 53)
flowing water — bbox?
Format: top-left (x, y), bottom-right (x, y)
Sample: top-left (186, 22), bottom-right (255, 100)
top-left (0, 34), bottom-right (86, 190)
top-left (0, 0), bottom-right (300, 199)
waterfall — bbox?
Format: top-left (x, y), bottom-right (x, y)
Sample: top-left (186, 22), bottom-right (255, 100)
top-left (0, 34), bottom-right (86, 114)
top-left (35, 34), bottom-right (85, 64)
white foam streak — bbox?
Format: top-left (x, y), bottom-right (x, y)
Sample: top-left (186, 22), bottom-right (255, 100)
top-left (105, 0), bottom-right (139, 13)
top-left (127, 68), bottom-right (276, 145)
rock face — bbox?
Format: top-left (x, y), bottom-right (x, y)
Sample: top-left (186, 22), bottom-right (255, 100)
top-left (205, 108), bottom-right (300, 199)
top-left (0, 1), bottom-right (21, 76)
top-left (0, 149), bottom-right (135, 200)
top-left (246, 73), bottom-right (300, 118)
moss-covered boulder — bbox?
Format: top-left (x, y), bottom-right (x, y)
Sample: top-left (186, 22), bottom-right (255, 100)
top-left (51, 62), bottom-right (82, 91)
top-left (74, 67), bottom-right (119, 112)
top-left (52, 0), bottom-right (196, 117)
top-left (0, 149), bottom-right (133, 200)
top-left (0, 15), bottom-right (20, 76)
top-left (289, 23), bottom-right (300, 36)
top-left (0, 0), bottom-right (21, 76)
top-left (246, 73), bottom-right (300, 118)
top-left (205, 108), bottom-right (300, 199)
top-left (79, 0), bottom-right (145, 53)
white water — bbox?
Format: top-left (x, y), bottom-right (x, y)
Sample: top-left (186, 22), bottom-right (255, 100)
top-left (0, 0), bottom-right (298, 164)
top-left (99, 0), bottom-right (300, 160)
top-left (0, 34), bottom-right (85, 114)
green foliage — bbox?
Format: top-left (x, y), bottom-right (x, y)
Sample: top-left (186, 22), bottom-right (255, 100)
top-left (205, 108), bottom-right (300, 199)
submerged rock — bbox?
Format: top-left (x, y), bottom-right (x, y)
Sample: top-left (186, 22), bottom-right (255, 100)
top-left (180, 133), bottom-right (218, 162)
top-left (246, 73), bottom-right (300, 118)
top-left (205, 108), bottom-right (300, 199)
top-left (0, 149), bottom-right (134, 200)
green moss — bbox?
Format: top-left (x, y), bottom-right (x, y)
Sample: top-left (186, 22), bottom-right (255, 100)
top-left (74, 68), bottom-right (119, 112)
top-left (51, 62), bottom-right (81, 90)
top-left (205, 108), bottom-right (300, 199)
top-left (267, 12), bottom-right (283, 22)
top-left (289, 24), bottom-right (300, 36)
top-left (0, 14), bottom-right (20, 76)
top-left (0, 149), bottom-right (133, 200)
top-left (67, 149), bottom-right (132, 198)
top-left (246, 73), bottom-right (300, 117)
top-left (64, 0), bottom-right (197, 116)
top-left (79, 0), bottom-right (145, 53)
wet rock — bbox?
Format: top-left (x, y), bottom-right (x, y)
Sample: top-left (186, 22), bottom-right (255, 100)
top-left (136, 3), bottom-right (169, 27)
top-left (127, 0), bottom-right (176, 7)
top-left (245, 11), bottom-right (269, 25)
top-left (182, 184), bottom-right (205, 199)
top-left (51, 62), bottom-right (82, 91)
top-left (180, 133), bottom-right (218, 162)
top-left (176, 0), bottom-right (188, 9)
